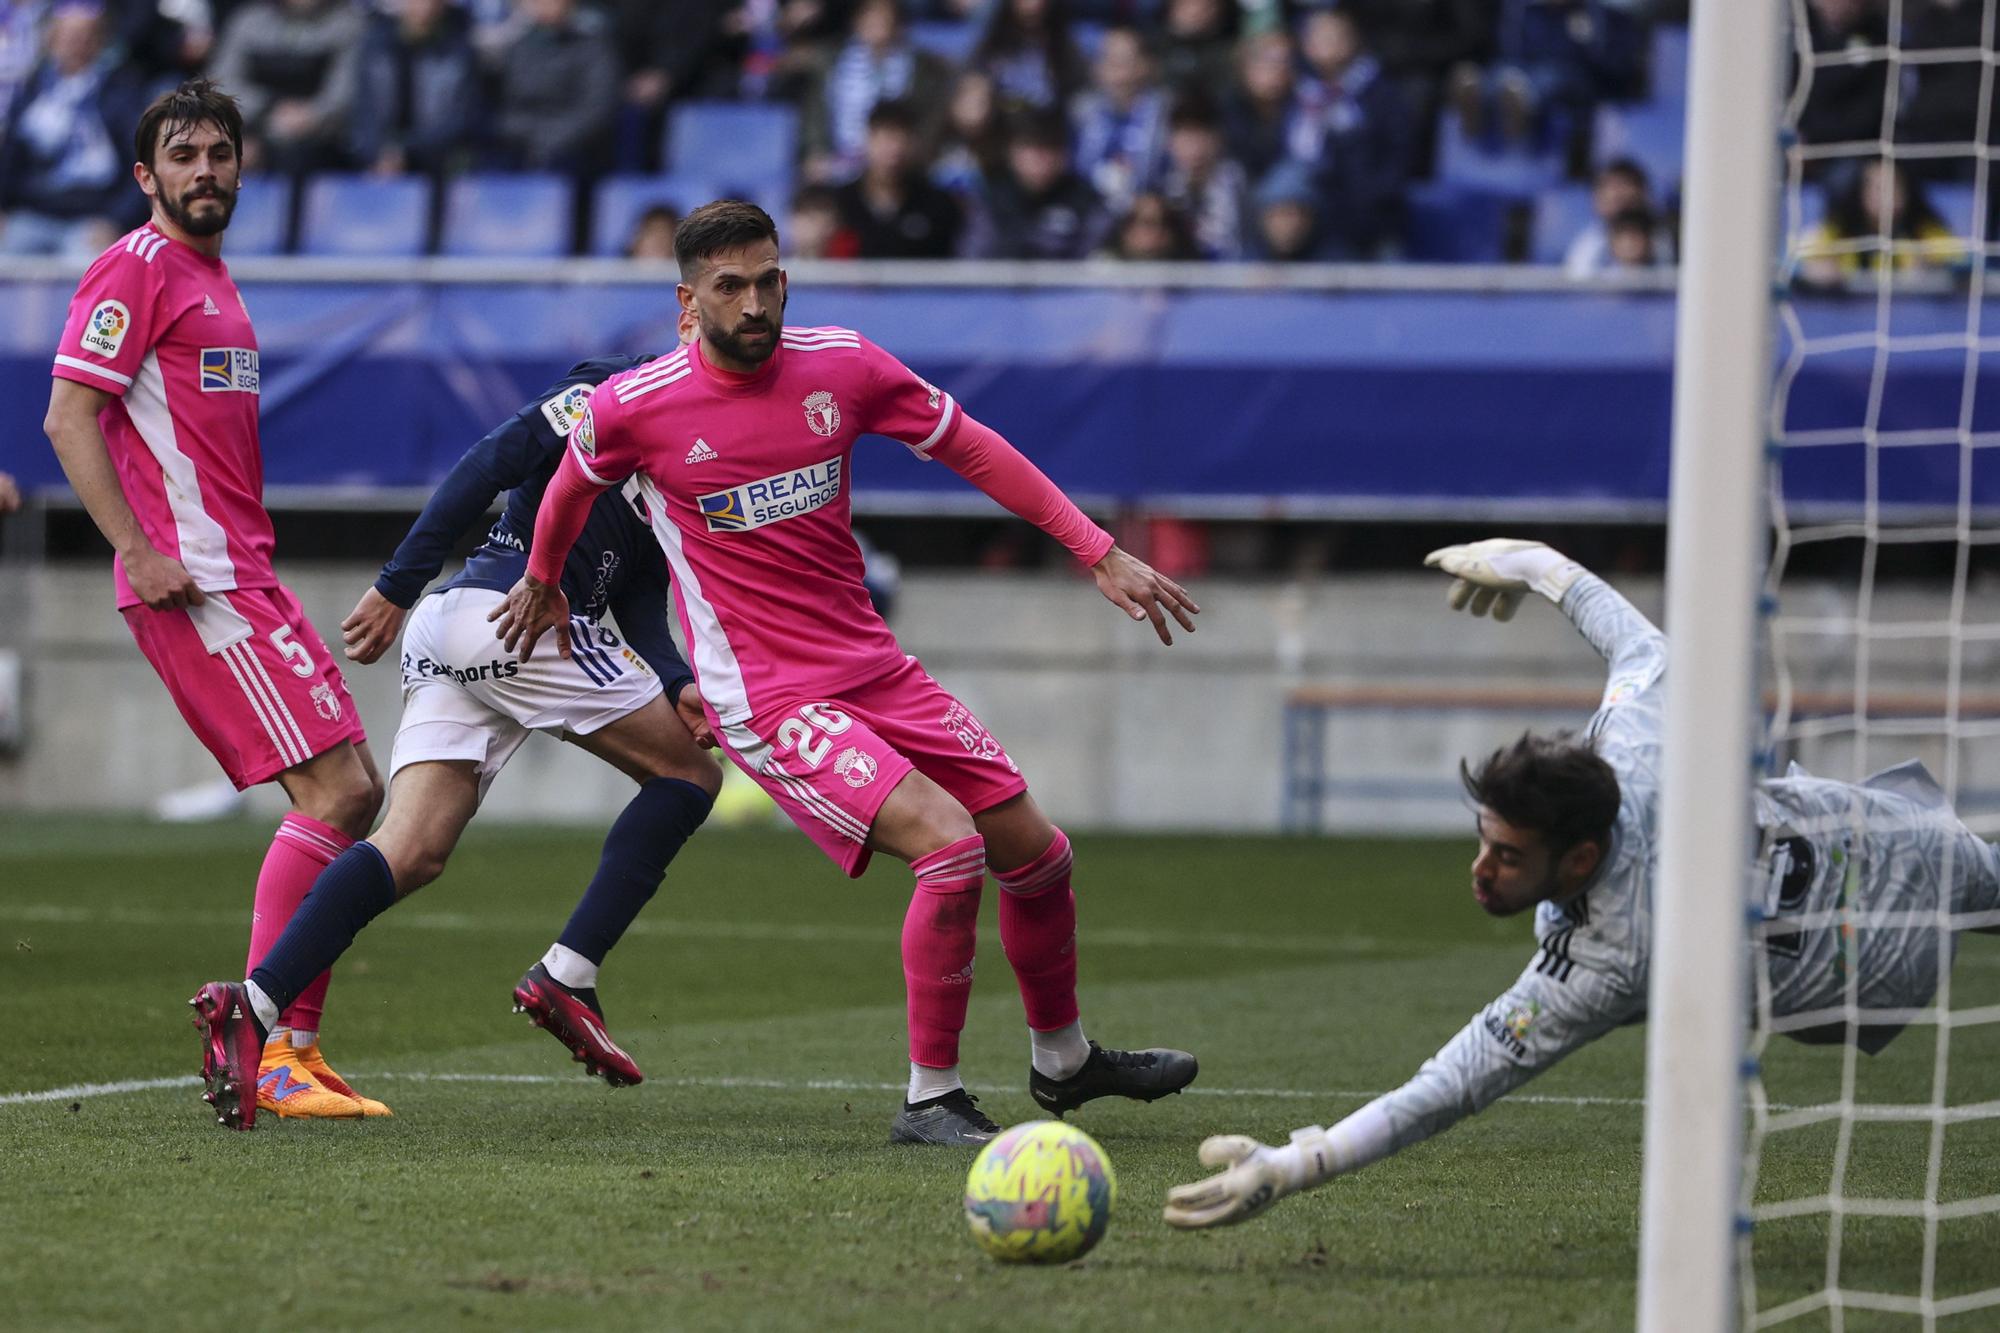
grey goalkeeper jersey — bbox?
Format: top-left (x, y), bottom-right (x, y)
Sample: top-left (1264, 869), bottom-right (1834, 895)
top-left (1365, 574), bottom-right (2000, 1156)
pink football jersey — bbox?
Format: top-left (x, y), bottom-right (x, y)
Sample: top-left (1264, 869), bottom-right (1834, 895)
top-left (574, 327), bottom-right (959, 726)
top-left (52, 224), bottom-right (274, 608)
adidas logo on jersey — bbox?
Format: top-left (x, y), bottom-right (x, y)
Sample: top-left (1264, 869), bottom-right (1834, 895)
top-left (202, 295), bottom-right (220, 316)
top-left (685, 438), bottom-right (718, 464)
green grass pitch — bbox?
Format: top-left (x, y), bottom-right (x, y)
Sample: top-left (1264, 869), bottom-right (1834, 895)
top-left (3, 816), bottom-right (1996, 1331)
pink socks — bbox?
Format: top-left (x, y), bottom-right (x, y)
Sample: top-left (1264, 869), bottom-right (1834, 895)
top-left (246, 812), bottom-right (353, 1032)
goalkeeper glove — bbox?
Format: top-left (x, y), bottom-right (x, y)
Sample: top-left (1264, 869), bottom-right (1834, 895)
top-left (1422, 538), bottom-right (1585, 621)
top-left (1161, 1127), bottom-right (1340, 1230)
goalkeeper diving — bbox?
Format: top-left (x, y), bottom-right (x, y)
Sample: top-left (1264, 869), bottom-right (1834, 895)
top-left (1164, 540), bottom-right (2000, 1230)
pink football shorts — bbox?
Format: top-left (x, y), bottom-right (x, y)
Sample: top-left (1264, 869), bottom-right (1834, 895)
top-left (123, 583), bottom-right (367, 789)
top-left (715, 655), bottom-right (1028, 877)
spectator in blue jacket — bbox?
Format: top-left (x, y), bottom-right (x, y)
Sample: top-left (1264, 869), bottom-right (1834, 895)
top-left (347, 0), bottom-right (479, 178)
top-left (1249, 158), bottom-right (1335, 262)
top-left (1292, 8), bottom-right (1411, 261)
top-left (971, 0), bottom-right (1085, 114)
top-left (1450, 0), bottom-right (1646, 152)
top-left (1223, 28), bottom-right (1300, 183)
top-left (1070, 24), bottom-right (1169, 215)
top-left (1161, 94), bottom-right (1248, 259)
top-left (0, 2), bottom-right (148, 257)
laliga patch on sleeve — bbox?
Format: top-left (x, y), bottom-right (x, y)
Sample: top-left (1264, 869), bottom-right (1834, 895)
top-left (540, 382), bottom-right (597, 439)
top-left (80, 299), bottom-right (131, 358)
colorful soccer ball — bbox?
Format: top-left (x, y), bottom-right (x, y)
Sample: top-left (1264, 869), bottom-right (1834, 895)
top-left (963, 1120), bottom-right (1117, 1264)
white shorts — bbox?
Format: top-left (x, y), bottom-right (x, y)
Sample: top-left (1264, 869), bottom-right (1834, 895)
top-left (390, 586), bottom-right (663, 796)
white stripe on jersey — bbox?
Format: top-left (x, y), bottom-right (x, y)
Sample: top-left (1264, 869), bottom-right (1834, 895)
top-left (617, 349), bottom-right (690, 393)
top-left (123, 349), bottom-right (240, 592)
top-left (53, 354), bottom-right (133, 388)
top-left (638, 475), bottom-right (755, 725)
top-left (568, 438), bottom-right (612, 486)
top-left (909, 395), bottom-right (957, 456)
top-left (614, 364), bottom-right (692, 404)
top-left (781, 334), bottom-right (861, 351)
top-left (124, 227), bottom-right (167, 262)
top-left (222, 642), bottom-right (307, 767)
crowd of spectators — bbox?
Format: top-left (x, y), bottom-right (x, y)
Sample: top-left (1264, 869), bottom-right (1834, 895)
top-left (0, 0), bottom-right (1983, 270)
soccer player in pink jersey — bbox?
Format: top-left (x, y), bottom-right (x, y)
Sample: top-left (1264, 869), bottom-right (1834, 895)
top-left (496, 200), bottom-right (1203, 1144)
top-left (42, 80), bottom-right (390, 1128)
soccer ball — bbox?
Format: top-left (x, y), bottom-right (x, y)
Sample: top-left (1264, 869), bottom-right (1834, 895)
top-left (963, 1120), bottom-right (1117, 1264)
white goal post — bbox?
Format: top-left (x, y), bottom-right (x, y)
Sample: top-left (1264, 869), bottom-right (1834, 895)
top-left (1637, 2), bottom-right (1786, 1331)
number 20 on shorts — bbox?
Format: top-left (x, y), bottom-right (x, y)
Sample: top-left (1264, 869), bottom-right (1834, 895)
top-left (775, 703), bottom-right (854, 770)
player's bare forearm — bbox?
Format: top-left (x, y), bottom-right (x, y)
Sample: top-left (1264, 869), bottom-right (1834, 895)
top-left (489, 572), bottom-right (570, 661)
top-left (341, 586), bottom-right (408, 665)
top-left (1091, 545), bottom-right (1200, 646)
top-left (45, 379), bottom-right (203, 609)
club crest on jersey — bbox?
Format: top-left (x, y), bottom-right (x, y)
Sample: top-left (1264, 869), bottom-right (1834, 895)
top-left (81, 300), bottom-right (130, 356)
top-left (834, 747), bottom-right (878, 788)
top-left (573, 404), bottom-right (598, 457)
top-left (199, 347), bottom-right (260, 393)
top-left (802, 389), bottom-right (841, 437)
top-left (309, 681), bottom-right (342, 722)
top-left (699, 458), bottom-right (842, 533)
top-left (540, 383), bottom-right (596, 439)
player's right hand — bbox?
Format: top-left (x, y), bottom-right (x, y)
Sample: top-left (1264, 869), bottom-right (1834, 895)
top-left (122, 546), bottom-right (205, 611)
top-left (341, 586), bottom-right (407, 664)
top-left (1092, 545), bottom-right (1200, 645)
top-left (489, 574), bottom-right (570, 661)
top-left (1162, 1134), bottom-right (1301, 1230)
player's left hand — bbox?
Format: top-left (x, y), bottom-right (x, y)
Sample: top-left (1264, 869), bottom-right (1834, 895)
top-left (489, 574), bottom-right (571, 661)
top-left (675, 682), bottom-right (716, 749)
top-left (1423, 538), bottom-right (1582, 621)
top-left (341, 586), bottom-right (407, 665)
top-left (0, 471), bottom-right (20, 514)
top-left (1163, 1134), bottom-right (1301, 1230)
top-left (1092, 546), bottom-right (1199, 645)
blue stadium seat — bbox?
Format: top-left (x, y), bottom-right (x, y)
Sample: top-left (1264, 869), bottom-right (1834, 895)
top-left (1530, 183), bottom-right (1596, 265)
top-left (1434, 108), bottom-right (1564, 198)
top-left (1650, 24), bottom-right (1689, 105)
top-left (908, 20), bottom-right (977, 62)
top-left (665, 102), bottom-right (798, 202)
top-left (297, 174), bottom-right (431, 257)
top-left (1931, 182), bottom-right (1979, 239)
top-left (226, 174), bottom-right (291, 255)
top-left (440, 173), bottom-right (573, 257)
top-left (590, 173), bottom-right (717, 257)
top-left (1404, 184), bottom-right (1511, 263)
top-left (1593, 102), bottom-right (1686, 187)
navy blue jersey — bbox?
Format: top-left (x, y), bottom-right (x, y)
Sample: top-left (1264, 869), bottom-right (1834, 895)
top-left (374, 354), bottom-right (692, 698)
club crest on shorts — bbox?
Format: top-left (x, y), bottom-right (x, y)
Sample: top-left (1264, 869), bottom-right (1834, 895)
top-left (834, 746), bottom-right (877, 788)
top-left (310, 681), bottom-right (342, 722)
top-left (803, 389), bottom-right (841, 437)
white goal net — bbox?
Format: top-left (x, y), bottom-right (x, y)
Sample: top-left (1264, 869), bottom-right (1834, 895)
top-left (1741, 0), bottom-right (2000, 1325)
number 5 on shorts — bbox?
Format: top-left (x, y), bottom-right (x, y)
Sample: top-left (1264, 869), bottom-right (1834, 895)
top-left (270, 624), bottom-right (315, 678)
top-left (775, 703), bottom-right (853, 770)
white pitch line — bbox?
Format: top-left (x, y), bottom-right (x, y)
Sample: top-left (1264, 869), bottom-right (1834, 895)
top-left (0, 1068), bottom-right (1660, 1111)
top-left (0, 902), bottom-right (1388, 957)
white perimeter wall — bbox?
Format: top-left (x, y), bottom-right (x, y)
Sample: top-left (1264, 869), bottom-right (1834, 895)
top-left (6, 564), bottom-right (1996, 832)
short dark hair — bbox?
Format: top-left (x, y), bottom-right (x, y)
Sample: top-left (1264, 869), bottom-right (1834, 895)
top-left (135, 78), bottom-right (242, 170)
top-left (1168, 94), bottom-right (1222, 134)
top-left (1599, 157), bottom-right (1649, 192)
top-left (1460, 732), bottom-right (1620, 856)
top-left (1008, 108), bottom-right (1070, 151)
top-left (1608, 205), bottom-right (1655, 237)
top-left (867, 97), bottom-right (919, 134)
top-left (674, 199), bottom-right (780, 278)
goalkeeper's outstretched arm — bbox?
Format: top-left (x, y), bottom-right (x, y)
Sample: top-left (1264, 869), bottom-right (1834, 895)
top-left (1163, 963), bottom-right (1640, 1230)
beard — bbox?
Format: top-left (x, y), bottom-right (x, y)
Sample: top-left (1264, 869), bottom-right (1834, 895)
top-left (700, 293), bottom-right (785, 367)
top-left (158, 180), bottom-right (237, 237)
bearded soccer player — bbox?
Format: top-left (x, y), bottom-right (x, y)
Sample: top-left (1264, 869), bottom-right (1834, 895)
top-left (43, 79), bottom-right (389, 1123)
top-left (1161, 539), bottom-right (2000, 1228)
top-left (493, 200), bottom-right (1201, 1145)
top-left (188, 315), bottom-right (721, 1128)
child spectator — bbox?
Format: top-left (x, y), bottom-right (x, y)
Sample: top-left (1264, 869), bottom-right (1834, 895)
top-left (789, 181), bottom-right (855, 258)
top-left (1603, 204), bottom-right (1661, 269)
top-left (1563, 156), bottom-right (1667, 276)
top-left (1799, 156), bottom-right (1962, 283)
top-left (1105, 190), bottom-right (1199, 260)
top-left (625, 203), bottom-right (678, 260)
top-left (1250, 159), bottom-right (1332, 261)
